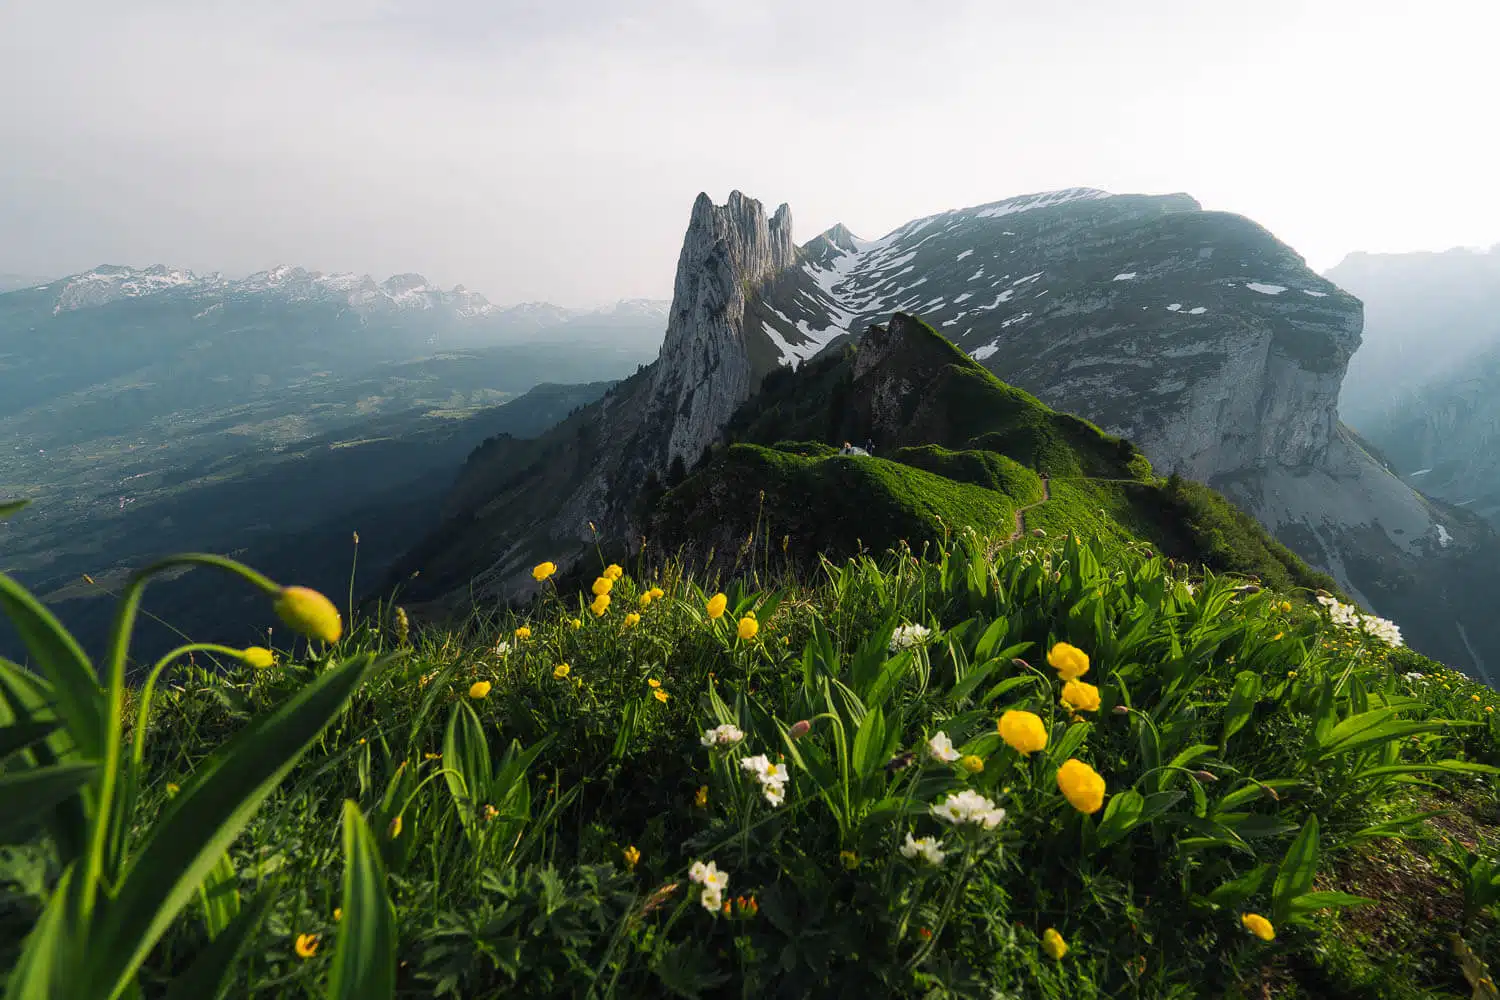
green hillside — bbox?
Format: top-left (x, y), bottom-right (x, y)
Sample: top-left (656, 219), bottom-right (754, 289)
top-left (648, 313), bottom-right (1337, 599)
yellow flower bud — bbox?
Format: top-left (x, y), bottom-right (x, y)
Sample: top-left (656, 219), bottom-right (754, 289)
top-left (622, 845), bottom-right (640, 869)
top-left (706, 593), bottom-right (727, 619)
top-left (1056, 758), bottom-right (1106, 814)
top-left (1060, 679), bottom-right (1101, 713)
top-left (553, 663), bottom-right (571, 679)
top-left (624, 612), bottom-right (641, 627)
top-left (998, 710), bottom-right (1048, 755)
top-left (273, 586), bottom-right (343, 643)
top-left (737, 616), bottom-right (759, 640)
top-left (469, 680), bottom-right (492, 699)
top-left (604, 564), bottom-right (624, 580)
top-left (590, 594), bottom-right (610, 616)
top-left (241, 646), bottom-right (275, 669)
top-left (592, 576), bottom-right (613, 597)
top-left (1047, 642), bottom-right (1089, 681)
top-left (1041, 927), bottom-right (1068, 960)
top-left (1241, 913), bottom-right (1275, 941)
top-left (959, 754), bottom-right (985, 774)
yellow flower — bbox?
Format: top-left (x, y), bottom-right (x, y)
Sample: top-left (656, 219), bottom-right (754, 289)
top-left (553, 663), bottom-right (571, 679)
top-left (166, 782), bottom-right (180, 796)
top-left (1473, 694), bottom-right (1482, 702)
top-left (1056, 758), bottom-right (1106, 814)
top-left (622, 845), bottom-right (640, 869)
top-left (647, 677), bottom-right (661, 688)
top-left (592, 576), bottom-right (613, 596)
top-left (1047, 642), bottom-right (1090, 681)
top-left (570, 618), bottom-right (582, 630)
top-left (707, 593), bottom-right (727, 619)
top-left (1241, 913), bottom-right (1275, 941)
top-left (333, 907), bottom-right (342, 922)
top-left (639, 592), bottom-right (653, 607)
top-left (737, 616), bottom-right (759, 640)
top-left (514, 626), bottom-right (532, 640)
top-left (1060, 680), bottom-right (1101, 713)
top-left (839, 850), bottom-right (860, 870)
top-left (590, 594), bottom-right (610, 616)
top-left (649, 587), bottom-right (665, 599)
top-left (1487, 706), bottom-right (1494, 713)
top-left (653, 688), bottom-right (669, 703)
top-left (532, 561), bottom-right (557, 582)
top-left (469, 680), bottom-right (492, 699)
top-left (241, 646), bottom-right (275, 669)
top-left (604, 564), bottom-right (624, 580)
top-left (1272, 632), bottom-right (1284, 641)
top-left (694, 785), bottom-right (708, 808)
top-left (273, 586), bottom-right (343, 644)
top-left (998, 710), bottom-right (1048, 755)
top-left (624, 612), bottom-right (641, 627)
top-left (387, 815), bottom-right (403, 839)
top-left (959, 754), bottom-right (985, 774)
top-left (1280, 601), bottom-right (1292, 613)
top-left (1041, 927), bottom-right (1068, 960)
top-left (295, 933), bottom-right (319, 958)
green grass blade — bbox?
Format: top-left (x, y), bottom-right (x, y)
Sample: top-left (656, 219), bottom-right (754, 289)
top-left (162, 883), bottom-right (277, 1000)
top-left (1272, 814), bottom-right (1319, 925)
top-left (327, 800), bottom-right (396, 1000)
top-left (196, 853), bottom-right (241, 940)
top-left (0, 721), bottom-right (59, 762)
top-left (88, 652), bottom-right (382, 998)
top-left (3, 863), bottom-right (81, 1000)
top-left (0, 764), bottom-right (98, 843)
top-left (0, 572), bottom-right (103, 759)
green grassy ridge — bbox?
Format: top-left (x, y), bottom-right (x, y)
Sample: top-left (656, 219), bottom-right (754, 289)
top-left (8, 528), bottom-right (1497, 997)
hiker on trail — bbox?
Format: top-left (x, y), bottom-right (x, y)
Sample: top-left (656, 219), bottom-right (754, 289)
top-left (841, 441), bottom-right (852, 454)
top-left (865, 438), bottom-right (874, 455)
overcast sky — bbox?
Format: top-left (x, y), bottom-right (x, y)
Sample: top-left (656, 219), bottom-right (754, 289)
top-left (2, 0), bottom-right (1496, 307)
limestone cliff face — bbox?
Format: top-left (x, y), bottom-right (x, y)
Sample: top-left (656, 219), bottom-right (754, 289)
top-left (390, 191), bottom-right (796, 612)
top-left (648, 192), bottom-right (794, 468)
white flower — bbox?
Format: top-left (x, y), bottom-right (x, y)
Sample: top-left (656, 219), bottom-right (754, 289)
top-left (688, 859), bottom-right (729, 892)
top-left (739, 754), bottom-right (789, 806)
top-left (1403, 671), bottom-right (1426, 682)
top-left (900, 831), bottom-right (947, 865)
top-left (889, 623), bottom-right (933, 652)
top-left (926, 731), bottom-right (961, 763)
top-left (701, 886), bottom-right (724, 913)
top-left (700, 723), bottom-right (746, 749)
top-left (493, 640), bottom-right (511, 656)
top-left (930, 789), bottom-right (1006, 829)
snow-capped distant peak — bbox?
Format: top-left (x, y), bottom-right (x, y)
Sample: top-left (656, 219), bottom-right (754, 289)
top-left (52, 265), bottom-right (207, 314)
top-left (970, 187), bottom-right (1113, 220)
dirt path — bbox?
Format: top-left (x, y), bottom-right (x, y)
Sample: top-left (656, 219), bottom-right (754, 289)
top-left (1002, 476), bottom-right (1051, 544)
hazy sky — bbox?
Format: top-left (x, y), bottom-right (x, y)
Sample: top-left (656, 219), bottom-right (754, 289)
top-left (3, 0), bottom-right (1496, 307)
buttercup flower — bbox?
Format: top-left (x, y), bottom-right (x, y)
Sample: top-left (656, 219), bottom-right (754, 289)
top-left (1041, 928), bottom-right (1069, 960)
top-left (653, 688), bottom-right (669, 703)
top-left (959, 754), bottom-right (985, 774)
top-left (274, 586), bottom-right (343, 643)
top-left (694, 785), bottom-right (708, 808)
top-left (649, 587), bottom-right (665, 600)
top-left (647, 677), bottom-right (661, 688)
top-left (514, 626), bottom-right (532, 640)
top-left (604, 563), bottom-right (624, 581)
top-left (553, 663), bottom-right (571, 679)
top-left (1280, 601), bottom-right (1292, 613)
top-left (592, 576), bottom-right (613, 597)
top-left (624, 612), bottom-right (641, 627)
top-left (899, 831), bottom-right (947, 865)
top-left (240, 646), bottom-right (275, 669)
top-left (931, 789), bottom-right (1006, 829)
top-left (737, 615), bottom-right (759, 640)
top-left (927, 731), bottom-right (961, 763)
top-left (707, 593), bottom-right (728, 619)
top-left (469, 680), bottom-right (492, 699)
top-left (1057, 759), bottom-right (1106, 813)
top-left (532, 562), bottom-right (556, 582)
top-left (839, 850), bottom-right (860, 870)
top-left (639, 592), bottom-right (653, 608)
top-left (333, 908), bottom-right (342, 922)
top-left (1241, 913), bottom-right (1275, 941)
top-left (295, 933), bottom-right (319, 959)
top-left (998, 710), bottom-right (1048, 754)
top-left (1060, 679), bottom-right (1101, 713)
top-left (622, 845), bottom-right (640, 869)
top-left (700, 723), bottom-right (746, 749)
top-left (590, 594), bottom-right (610, 616)
top-left (1047, 642), bottom-right (1090, 681)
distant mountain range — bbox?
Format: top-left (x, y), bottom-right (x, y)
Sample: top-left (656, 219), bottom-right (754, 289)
top-left (0, 266), bottom-right (667, 659)
top-left (0, 273), bottom-right (52, 294)
top-left (1331, 247), bottom-right (1500, 525)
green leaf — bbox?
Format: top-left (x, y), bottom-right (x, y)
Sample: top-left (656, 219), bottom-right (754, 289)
top-left (86, 652), bottom-right (382, 998)
top-left (162, 883), bottom-right (277, 1000)
top-left (0, 572), bottom-right (103, 759)
top-left (442, 700), bottom-right (493, 832)
top-left (1315, 718), bottom-right (1452, 760)
top-left (0, 764), bottom-right (97, 843)
top-left (973, 618), bottom-right (1009, 662)
top-left (4, 862), bottom-right (83, 999)
top-left (1272, 814), bottom-right (1320, 925)
top-left (0, 721), bottom-right (58, 762)
top-left (1288, 891), bottom-right (1374, 915)
top-left (1205, 863), bottom-right (1272, 906)
top-left (850, 706), bottom-right (886, 780)
top-left (1096, 789), bottom-right (1145, 848)
top-left (195, 853), bottom-right (240, 940)
top-left (864, 652), bottom-right (913, 712)
top-left (1220, 670), bottom-right (1261, 750)
top-left (327, 801), bottom-right (396, 1000)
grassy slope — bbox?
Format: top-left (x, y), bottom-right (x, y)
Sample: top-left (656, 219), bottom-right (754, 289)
top-left (8, 530), bottom-right (1495, 998)
top-left (657, 314), bottom-right (1337, 598)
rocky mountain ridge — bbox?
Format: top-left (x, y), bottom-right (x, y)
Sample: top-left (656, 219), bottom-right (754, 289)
top-left (394, 187), bottom-right (1500, 683)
